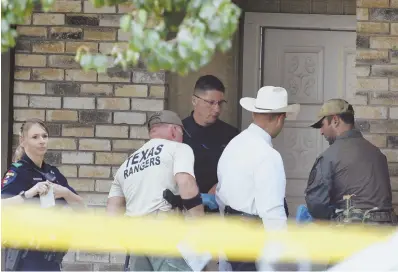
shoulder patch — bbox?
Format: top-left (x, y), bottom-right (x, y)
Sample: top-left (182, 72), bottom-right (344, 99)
top-left (307, 156), bottom-right (322, 187)
top-left (1, 170), bottom-right (18, 188)
top-left (12, 162), bottom-right (23, 168)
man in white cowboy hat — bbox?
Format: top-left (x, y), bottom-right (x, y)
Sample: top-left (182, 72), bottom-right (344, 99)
top-left (215, 86), bottom-right (299, 271)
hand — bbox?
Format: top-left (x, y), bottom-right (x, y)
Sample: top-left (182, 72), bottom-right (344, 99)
top-left (25, 181), bottom-right (51, 198)
top-left (52, 183), bottom-right (70, 199)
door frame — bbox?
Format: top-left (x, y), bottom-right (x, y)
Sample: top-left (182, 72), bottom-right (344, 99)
top-left (240, 12), bottom-right (356, 130)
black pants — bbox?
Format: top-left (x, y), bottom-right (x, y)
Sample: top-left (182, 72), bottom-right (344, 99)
top-left (224, 206), bottom-right (260, 271)
top-left (229, 260), bottom-right (257, 271)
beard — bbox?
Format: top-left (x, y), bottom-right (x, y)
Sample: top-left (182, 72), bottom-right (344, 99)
top-left (325, 136), bottom-right (335, 145)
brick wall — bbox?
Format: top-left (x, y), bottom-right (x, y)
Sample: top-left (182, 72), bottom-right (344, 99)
top-left (356, 0), bottom-right (398, 212)
top-left (12, 1), bottom-right (166, 269)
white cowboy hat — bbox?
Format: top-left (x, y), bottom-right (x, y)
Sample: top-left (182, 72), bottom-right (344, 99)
top-left (240, 86), bottom-right (300, 114)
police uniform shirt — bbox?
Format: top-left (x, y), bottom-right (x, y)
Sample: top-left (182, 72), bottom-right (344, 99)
top-left (1, 154), bottom-right (77, 271)
top-left (216, 123), bottom-right (287, 229)
top-left (182, 112), bottom-right (239, 193)
top-left (1, 154), bottom-right (77, 203)
top-left (109, 138), bottom-right (195, 217)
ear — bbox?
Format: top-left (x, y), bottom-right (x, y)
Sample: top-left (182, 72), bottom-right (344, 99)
top-left (331, 115), bottom-right (339, 127)
top-left (19, 136), bottom-right (25, 147)
top-left (192, 96), bottom-right (197, 107)
top-left (276, 113), bottom-right (285, 123)
top-left (170, 126), bottom-right (177, 139)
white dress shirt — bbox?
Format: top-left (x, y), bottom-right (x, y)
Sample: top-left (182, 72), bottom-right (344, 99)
top-left (216, 123), bottom-right (287, 229)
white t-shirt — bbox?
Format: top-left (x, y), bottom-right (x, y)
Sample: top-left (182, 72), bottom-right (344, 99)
top-left (109, 138), bottom-right (195, 217)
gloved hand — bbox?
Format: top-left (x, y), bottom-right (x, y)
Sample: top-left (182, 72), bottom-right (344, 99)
top-left (201, 193), bottom-right (218, 210)
top-left (296, 204), bottom-right (313, 223)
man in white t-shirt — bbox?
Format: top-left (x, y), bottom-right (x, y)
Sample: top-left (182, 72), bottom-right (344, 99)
top-left (107, 110), bottom-right (205, 271)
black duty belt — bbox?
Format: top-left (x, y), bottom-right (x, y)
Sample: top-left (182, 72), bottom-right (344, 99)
top-left (224, 206), bottom-right (260, 219)
top-left (335, 209), bottom-right (398, 225)
top-left (366, 210), bottom-right (398, 223)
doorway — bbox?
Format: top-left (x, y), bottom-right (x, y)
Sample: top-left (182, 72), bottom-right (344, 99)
top-left (241, 13), bottom-right (356, 215)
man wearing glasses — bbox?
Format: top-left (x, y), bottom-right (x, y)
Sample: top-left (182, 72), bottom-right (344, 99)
top-left (182, 75), bottom-right (240, 196)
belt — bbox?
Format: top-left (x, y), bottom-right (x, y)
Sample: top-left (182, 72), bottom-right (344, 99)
top-left (366, 210), bottom-right (398, 223)
top-left (335, 209), bottom-right (398, 225)
top-left (224, 206), bottom-right (260, 219)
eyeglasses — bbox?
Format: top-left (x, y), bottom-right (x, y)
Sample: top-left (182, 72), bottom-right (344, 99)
top-left (194, 95), bottom-right (227, 107)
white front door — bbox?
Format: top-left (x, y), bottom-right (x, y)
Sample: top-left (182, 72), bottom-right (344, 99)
top-left (241, 13), bottom-right (357, 216)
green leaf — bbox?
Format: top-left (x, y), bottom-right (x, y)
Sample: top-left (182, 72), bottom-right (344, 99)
top-left (2, 0), bottom-right (241, 76)
top-left (136, 9), bottom-right (147, 25)
top-left (2, 20), bottom-right (10, 32)
top-left (120, 14), bottom-right (132, 32)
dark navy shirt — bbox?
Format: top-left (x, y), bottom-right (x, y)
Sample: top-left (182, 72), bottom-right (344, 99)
top-left (1, 154), bottom-right (77, 271)
top-left (182, 112), bottom-right (239, 193)
top-left (1, 154), bottom-right (76, 201)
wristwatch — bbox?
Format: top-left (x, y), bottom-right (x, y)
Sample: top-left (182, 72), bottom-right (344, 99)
top-left (19, 191), bottom-right (27, 200)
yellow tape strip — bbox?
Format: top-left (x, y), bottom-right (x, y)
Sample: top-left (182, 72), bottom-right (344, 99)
top-left (1, 205), bottom-right (397, 263)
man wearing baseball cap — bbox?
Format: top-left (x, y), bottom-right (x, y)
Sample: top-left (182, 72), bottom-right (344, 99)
top-left (107, 110), bottom-right (205, 271)
top-left (305, 99), bottom-right (397, 225)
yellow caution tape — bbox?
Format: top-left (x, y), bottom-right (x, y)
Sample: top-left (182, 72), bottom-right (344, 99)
top-left (1, 205), bottom-right (397, 263)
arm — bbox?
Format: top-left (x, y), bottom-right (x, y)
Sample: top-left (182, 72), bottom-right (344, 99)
top-left (174, 144), bottom-right (205, 217)
top-left (51, 173), bottom-right (85, 208)
top-left (175, 173), bottom-right (204, 217)
top-left (106, 172), bottom-right (126, 216)
top-left (304, 156), bottom-right (334, 220)
top-left (2, 181), bottom-right (51, 205)
top-left (208, 184), bottom-right (217, 194)
top-left (254, 154), bottom-right (287, 230)
top-left (107, 197), bottom-right (126, 216)
top-left (2, 194), bottom-right (26, 205)
top-left (60, 188), bottom-right (85, 207)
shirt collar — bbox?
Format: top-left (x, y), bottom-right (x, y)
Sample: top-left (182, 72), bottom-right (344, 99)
top-left (335, 128), bottom-right (363, 141)
top-left (21, 154), bottom-right (49, 171)
top-left (248, 123), bottom-right (273, 147)
top-left (187, 111), bottom-right (219, 130)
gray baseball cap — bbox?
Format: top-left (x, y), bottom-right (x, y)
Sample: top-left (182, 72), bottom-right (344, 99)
top-left (310, 99), bottom-right (354, 128)
top-left (147, 110), bottom-right (183, 129)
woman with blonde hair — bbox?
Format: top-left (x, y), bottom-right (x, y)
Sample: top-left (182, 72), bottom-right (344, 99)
top-left (1, 118), bottom-right (84, 271)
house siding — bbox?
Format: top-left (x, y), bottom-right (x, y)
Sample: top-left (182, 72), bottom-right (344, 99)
top-left (355, 0), bottom-right (398, 211)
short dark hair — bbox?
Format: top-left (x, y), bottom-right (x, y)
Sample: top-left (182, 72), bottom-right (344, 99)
top-left (194, 75), bottom-right (225, 93)
top-left (326, 105), bottom-right (355, 126)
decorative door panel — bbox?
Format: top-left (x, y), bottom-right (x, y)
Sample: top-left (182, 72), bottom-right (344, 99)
top-left (281, 47), bottom-right (324, 104)
top-left (286, 179), bottom-right (307, 198)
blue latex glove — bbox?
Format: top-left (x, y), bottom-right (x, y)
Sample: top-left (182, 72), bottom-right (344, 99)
top-left (296, 204), bottom-right (313, 223)
top-left (201, 194), bottom-right (218, 210)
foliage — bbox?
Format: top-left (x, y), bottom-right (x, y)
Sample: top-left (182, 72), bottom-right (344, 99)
top-left (2, 0), bottom-right (241, 75)
top-left (1, 0), bottom-right (56, 50)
